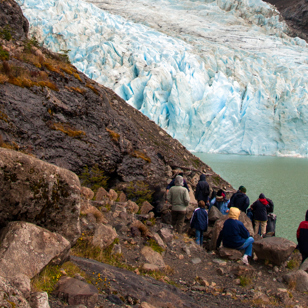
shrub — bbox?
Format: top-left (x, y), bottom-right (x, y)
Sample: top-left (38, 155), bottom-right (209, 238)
top-left (126, 181), bottom-right (153, 206)
top-left (24, 36), bottom-right (39, 52)
top-left (0, 73), bottom-right (8, 84)
top-left (0, 25), bottom-right (12, 41)
top-left (146, 238), bottom-right (164, 254)
top-left (79, 165), bottom-right (109, 193)
top-left (0, 45), bottom-right (9, 61)
top-left (86, 83), bottom-right (99, 95)
top-left (287, 259), bottom-right (300, 269)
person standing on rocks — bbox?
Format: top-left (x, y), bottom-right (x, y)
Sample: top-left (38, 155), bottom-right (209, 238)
top-left (217, 207), bottom-right (254, 265)
top-left (166, 171), bottom-right (190, 194)
top-left (229, 185), bottom-right (250, 213)
top-left (190, 200), bottom-right (208, 246)
top-left (195, 174), bottom-right (210, 205)
top-left (167, 175), bottom-right (190, 234)
top-left (296, 209), bottom-right (308, 263)
top-left (250, 193), bottom-right (269, 237)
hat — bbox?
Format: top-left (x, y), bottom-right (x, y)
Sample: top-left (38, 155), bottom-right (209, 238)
top-left (228, 207), bottom-right (241, 220)
top-left (259, 193), bottom-right (265, 199)
top-left (239, 186), bottom-right (246, 193)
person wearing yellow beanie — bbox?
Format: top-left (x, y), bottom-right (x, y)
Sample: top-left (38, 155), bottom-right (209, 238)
top-left (217, 207), bottom-right (254, 265)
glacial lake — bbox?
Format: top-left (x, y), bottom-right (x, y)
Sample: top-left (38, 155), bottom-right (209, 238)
top-left (195, 153), bottom-right (308, 243)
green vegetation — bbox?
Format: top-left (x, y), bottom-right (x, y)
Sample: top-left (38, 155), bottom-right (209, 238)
top-left (31, 261), bottom-right (88, 294)
top-left (79, 165), bottom-right (109, 194)
top-left (25, 36), bottom-right (39, 52)
top-left (286, 259), bottom-right (300, 270)
top-left (212, 175), bottom-right (221, 186)
top-left (71, 237), bottom-right (133, 271)
top-left (239, 275), bottom-right (252, 287)
top-left (59, 49), bottom-right (71, 64)
top-left (126, 180), bottom-right (153, 206)
top-left (0, 45), bottom-right (9, 61)
top-left (146, 238), bottom-right (164, 254)
top-left (0, 25), bottom-right (12, 41)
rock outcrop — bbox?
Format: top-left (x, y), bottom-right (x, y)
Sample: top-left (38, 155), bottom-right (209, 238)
top-left (0, 148), bottom-right (81, 243)
top-left (0, 221), bottom-right (70, 280)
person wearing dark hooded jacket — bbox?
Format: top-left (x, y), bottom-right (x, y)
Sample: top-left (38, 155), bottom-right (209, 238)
top-left (296, 210), bottom-right (308, 263)
top-left (190, 200), bottom-right (208, 246)
top-left (229, 186), bottom-right (250, 213)
top-left (250, 193), bottom-right (269, 236)
top-left (195, 174), bottom-right (210, 204)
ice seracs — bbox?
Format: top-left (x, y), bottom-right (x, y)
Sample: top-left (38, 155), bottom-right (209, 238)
top-left (16, 0), bottom-right (308, 157)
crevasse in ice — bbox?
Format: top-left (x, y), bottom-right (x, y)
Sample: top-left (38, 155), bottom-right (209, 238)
top-left (15, 0), bottom-right (308, 156)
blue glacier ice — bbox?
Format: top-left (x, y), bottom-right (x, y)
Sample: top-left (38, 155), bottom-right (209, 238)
top-left (15, 0), bottom-right (308, 156)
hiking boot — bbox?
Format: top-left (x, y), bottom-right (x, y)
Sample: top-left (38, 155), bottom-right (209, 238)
top-left (242, 254), bottom-right (249, 265)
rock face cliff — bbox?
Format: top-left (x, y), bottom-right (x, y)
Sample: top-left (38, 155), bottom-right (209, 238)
top-left (266, 0), bottom-right (308, 40)
top-left (0, 0), bottom-right (229, 197)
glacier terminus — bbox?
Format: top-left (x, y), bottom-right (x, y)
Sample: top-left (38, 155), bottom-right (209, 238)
top-left (16, 0), bottom-right (308, 157)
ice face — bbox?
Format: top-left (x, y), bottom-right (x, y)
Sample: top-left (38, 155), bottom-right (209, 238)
top-left (16, 0), bottom-right (308, 157)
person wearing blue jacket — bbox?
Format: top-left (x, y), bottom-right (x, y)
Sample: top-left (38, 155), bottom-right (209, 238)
top-left (217, 207), bottom-right (254, 265)
top-left (190, 200), bottom-right (208, 246)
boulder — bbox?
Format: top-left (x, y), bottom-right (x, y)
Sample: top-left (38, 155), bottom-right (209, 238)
top-left (95, 187), bottom-right (108, 201)
top-left (0, 148), bottom-right (81, 244)
top-left (126, 200), bottom-right (139, 214)
top-left (300, 258), bottom-right (308, 273)
top-left (218, 247), bottom-right (243, 260)
top-left (0, 221), bottom-right (70, 280)
top-left (142, 263), bottom-right (160, 272)
top-left (283, 270), bottom-right (308, 292)
top-left (158, 228), bottom-right (173, 243)
top-left (188, 185), bottom-right (197, 206)
top-left (9, 273), bottom-right (31, 299)
top-left (139, 201), bottom-right (154, 215)
top-left (185, 204), bottom-right (195, 220)
top-left (92, 224), bottom-right (118, 249)
top-left (118, 191), bottom-right (127, 202)
top-left (80, 187), bottom-right (94, 200)
top-left (253, 237), bottom-right (296, 265)
top-left (141, 246), bottom-right (166, 269)
top-left (208, 206), bottom-right (223, 223)
top-left (0, 275), bottom-right (30, 308)
top-left (108, 189), bottom-right (118, 201)
top-left (153, 233), bottom-right (166, 249)
top-left (130, 220), bottom-right (150, 237)
top-left (29, 292), bottom-right (50, 308)
top-left (54, 276), bottom-right (98, 308)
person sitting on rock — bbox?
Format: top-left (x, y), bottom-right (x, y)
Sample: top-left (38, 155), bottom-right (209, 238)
top-left (217, 207), bottom-right (254, 265)
top-left (167, 175), bottom-right (190, 234)
top-left (166, 171), bottom-right (189, 194)
top-left (229, 185), bottom-right (250, 213)
top-left (250, 193), bottom-right (270, 237)
top-left (209, 189), bottom-right (230, 215)
top-left (190, 200), bottom-right (208, 246)
top-left (195, 174), bottom-right (210, 205)
top-left (296, 209), bottom-right (308, 263)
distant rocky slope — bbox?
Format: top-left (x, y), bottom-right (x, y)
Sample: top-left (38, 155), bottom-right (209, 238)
top-left (266, 0), bottom-right (308, 41)
top-left (0, 0), bottom-right (231, 200)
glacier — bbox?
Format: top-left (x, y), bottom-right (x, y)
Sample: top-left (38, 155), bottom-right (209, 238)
top-left (15, 0), bottom-right (308, 156)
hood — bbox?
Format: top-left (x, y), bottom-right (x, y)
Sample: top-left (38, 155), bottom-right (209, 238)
top-left (174, 175), bottom-right (183, 186)
top-left (199, 174), bottom-right (206, 181)
top-left (228, 207), bottom-right (241, 220)
top-left (306, 210), bottom-right (308, 221)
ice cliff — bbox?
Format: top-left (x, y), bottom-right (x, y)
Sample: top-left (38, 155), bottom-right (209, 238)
top-left (16, 0), bottom-right (308, 156)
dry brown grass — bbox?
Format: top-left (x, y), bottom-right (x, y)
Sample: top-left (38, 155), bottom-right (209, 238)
top-left (0, 73), bottom-right (8, 84)
top-left (86, 83), bottom-right (99, 95)
top-left (131, 150), bottom-right (151, 163)
top-left (106, 127), bottom-right (120, 142)
top-left (50, 122), bottom-right (86, 138)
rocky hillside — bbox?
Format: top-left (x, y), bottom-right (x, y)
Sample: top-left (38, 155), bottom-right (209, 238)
top-left (265, 0), bottom-right (308, 41)
top-left (0, 0), bottom-right (232, 204)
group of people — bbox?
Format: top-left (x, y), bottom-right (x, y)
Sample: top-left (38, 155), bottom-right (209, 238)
top-left (167, 172), bottom-right (308, 265)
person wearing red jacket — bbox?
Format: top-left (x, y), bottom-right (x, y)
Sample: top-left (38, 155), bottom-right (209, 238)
top-left (296, 210), bottom-right (308, 263)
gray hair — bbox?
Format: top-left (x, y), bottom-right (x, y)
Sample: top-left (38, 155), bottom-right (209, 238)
top-left (174, 175), bottom-right (184, 186)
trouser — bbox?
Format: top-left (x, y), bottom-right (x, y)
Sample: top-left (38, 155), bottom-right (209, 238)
top-left (254, 220), bottom-right (267, 235)
top-left (195, 229), bottom-right (204, 246)
top-left (301, 252), bottom-right (308, 264)
top-left (171, 211), bottom-right (186, 234)
top-left (237, 237), bottom-right (254, 257)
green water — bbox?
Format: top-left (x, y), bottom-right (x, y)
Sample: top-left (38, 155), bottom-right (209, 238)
top-left (195, 153), bottom-right (308, 243)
